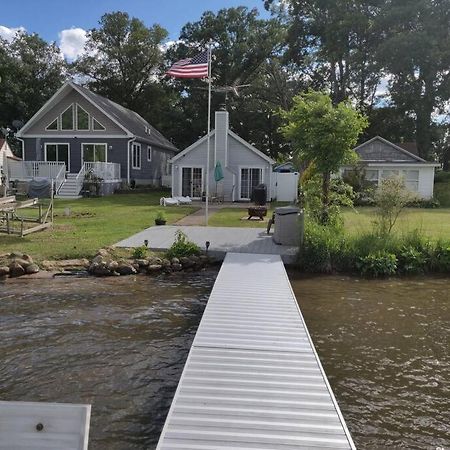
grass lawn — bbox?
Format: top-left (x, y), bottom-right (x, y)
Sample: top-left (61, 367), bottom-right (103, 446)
top-left (0, 192), bottom-right (197, 262)
top-left (208, 203), bottom-right (291, 228)
top-left (342, 207), bottom-right (450, 240)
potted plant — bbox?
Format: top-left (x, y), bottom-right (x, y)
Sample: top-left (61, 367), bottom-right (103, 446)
top-left (155, 211), bottom-right (167, 226)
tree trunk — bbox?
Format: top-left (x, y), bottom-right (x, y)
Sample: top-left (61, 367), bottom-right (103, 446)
top-left (442, 145), bottom-right (450, 171)
top-left (321, 171), bottom-right (331, 224)
top-left (416, 77), bottom-right (435, 160)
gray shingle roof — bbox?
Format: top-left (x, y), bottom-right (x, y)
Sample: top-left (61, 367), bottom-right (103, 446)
top-left (73, 83), bottom-right (177, 152)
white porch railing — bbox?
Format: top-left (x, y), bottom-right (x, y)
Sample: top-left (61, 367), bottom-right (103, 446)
top-left (83, 162), bottom-right (121, 181)
top-left (6, 161), bottom-right (66, 192)
top-left (7, 161), bottom-right (65, 180)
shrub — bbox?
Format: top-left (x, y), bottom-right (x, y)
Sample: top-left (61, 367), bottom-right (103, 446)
top-left (357, 251), bottom-right (397, 277)
top-left (408, 198), bottom-right (440, 208)
top-left (397, 246), bottom-right (428, 274)
top-left (166, 230), bottom-right (200, 259)
top-left (430, 241), bottom-right (450, 272)
top-left (155, 210), bottom-right (166, 221)
top-left (302, 175), bottom-right (354, 228)
top-left (298, 222), bottom-right (350, 273)
top-left (132, 245), bottom-right (148, 259)
top-left (373, 177), bottom-right (419, 235)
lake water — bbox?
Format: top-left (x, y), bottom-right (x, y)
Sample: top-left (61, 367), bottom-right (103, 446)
top-left (1, 272), bottom-right (449, 449)
top-left (0, 271), bottom-right (217, 449)
top-left (289, 273), bottom-right (450, 449)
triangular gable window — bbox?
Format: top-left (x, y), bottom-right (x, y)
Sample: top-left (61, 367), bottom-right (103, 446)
top-left (76, 104), bottom-right (90, 130)
top-left (61, 105), bottom-right (74, 130)
top-left (92, 118), bottom-right (106, 131)
top-left (46, 118), bottom-right (58, 130)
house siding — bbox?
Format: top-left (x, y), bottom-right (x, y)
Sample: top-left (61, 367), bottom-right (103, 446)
top-left (356, 139), bottom-right (417, 162)
top-left (172, 132), bottom-right (272, 201)
top-left (23, 137), bottom-right (130, 177)
top-left (129, 140), bottom-right (172, 186)
top-left (25, 90), bottom-right (126, 136)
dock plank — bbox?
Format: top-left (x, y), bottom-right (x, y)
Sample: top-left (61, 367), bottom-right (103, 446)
top-left (157, 253), bottom-right (355, 449)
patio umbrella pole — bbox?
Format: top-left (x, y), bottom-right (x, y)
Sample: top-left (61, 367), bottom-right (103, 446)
top-left (205, 41), bottom-right (212, 226)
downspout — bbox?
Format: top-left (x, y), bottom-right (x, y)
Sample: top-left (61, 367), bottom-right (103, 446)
top-left (16, 137), bottom-right (24, 160)
top-left (127, 137), bottom-right (135, 185)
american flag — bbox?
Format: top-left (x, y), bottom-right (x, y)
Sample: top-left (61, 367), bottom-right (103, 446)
top-left (166, 50), bottom-right (209, 79)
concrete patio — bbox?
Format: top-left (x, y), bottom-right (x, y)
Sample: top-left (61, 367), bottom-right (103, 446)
top-left (115, 225), bottom-right (298, 264)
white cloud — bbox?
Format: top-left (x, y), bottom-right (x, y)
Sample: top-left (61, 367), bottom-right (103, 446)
top-left (0, 25), bottom-right (25, 42)
top-left (59, 27), bottom-right (87, 61)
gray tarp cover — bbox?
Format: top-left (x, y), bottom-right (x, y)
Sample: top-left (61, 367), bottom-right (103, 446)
top-left (28, 178), bottom-right (52, 198)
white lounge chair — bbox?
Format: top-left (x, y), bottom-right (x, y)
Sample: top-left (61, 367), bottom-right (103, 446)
top-left (160, 197), bottom-right (179, 206)
top-left (175, 196), bottom-right (192, 205)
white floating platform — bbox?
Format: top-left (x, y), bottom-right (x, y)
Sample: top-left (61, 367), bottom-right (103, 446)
top-left (115, 225), bottom-right (298, 264)
top-left (0, 401), bottom-right (91, 450)
top-left (157, 253), bottom-right (355, 449)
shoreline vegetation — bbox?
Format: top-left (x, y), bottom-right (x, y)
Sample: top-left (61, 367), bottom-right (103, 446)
top-left (1, 181), bottom-right (450, 279)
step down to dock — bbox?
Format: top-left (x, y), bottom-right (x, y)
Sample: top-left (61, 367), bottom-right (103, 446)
top-left (157, 252), bottom-right (355, 449)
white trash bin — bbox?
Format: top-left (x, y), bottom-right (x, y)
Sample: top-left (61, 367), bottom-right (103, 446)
top-left (273, 206), bottom-right (300, 246)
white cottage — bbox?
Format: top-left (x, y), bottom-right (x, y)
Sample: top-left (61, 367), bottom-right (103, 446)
top-left (341, 136), bottom-right (439, 199)
top-left (170, 110), bottom-right (275, 202)
top-left (0, 139), bottom-right (21, 185)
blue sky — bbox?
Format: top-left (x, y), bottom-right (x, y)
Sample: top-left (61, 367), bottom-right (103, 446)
top-left (1, 0), bottom-right (269, 59)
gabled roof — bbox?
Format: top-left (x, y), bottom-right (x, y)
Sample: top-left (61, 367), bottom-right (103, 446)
top-left (170, 129), bottom-right (275, 164)
top-left (354, 136), bottom-right (427, 163)
top-left (73, 83), bottom-right (177, 152)
top-left (18, 81), bottom-right (177, 153)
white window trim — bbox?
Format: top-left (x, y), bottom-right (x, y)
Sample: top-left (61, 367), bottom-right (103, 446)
top-left (60, 104), bottom-right (75, 131)
top-left (179, 165), bottom-right (204, 199)
top-left (132, 143), bottom-right (141, 170)
top-left (44, 142), bottom-right (71, 172)
top-left (238, 165), bottom-right (264, 200)
top-left (45, 118), bottom-right (59, 131)
top-left (76, 103), bottom-right (90, 131)
top-left (92, 117), bottom-right (106, 131)
top-left (147, 145), bottom-right (153, 162)
top-left (81, 143), bottom-right (108, 164)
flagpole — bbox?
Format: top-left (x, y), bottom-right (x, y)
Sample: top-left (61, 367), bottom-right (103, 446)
top-left (205, 40), bottom-right (212, 226)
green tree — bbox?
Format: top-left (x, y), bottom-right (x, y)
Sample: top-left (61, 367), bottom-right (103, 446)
top-left (378, 0), bottom-right (450, 159)
top-left (267, 0), bottom-right (384, 108)
top-left (165, 7), bottom-right (288, 153)
top-left (0, 32), bottom-right (65, 132)
top-left (281, 91), bottom-right (368, 223)
top-left (74, 12), bottom-right (169, 114)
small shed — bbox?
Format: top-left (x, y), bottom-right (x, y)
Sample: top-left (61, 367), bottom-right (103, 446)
top-left (341, 136), bottom-right (439, 199)
top-left (170, 110), bottom-right (275, 202)
top-left (0, 139), bottom-right (20, 185)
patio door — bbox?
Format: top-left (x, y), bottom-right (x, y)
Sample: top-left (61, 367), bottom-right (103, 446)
top-left (240, 168), bottom-right (262, 200)
top-left (45, 143), bottom-right (70, 171)
top-left (181, 167), bottom-right (203, 198)
top-left (82, 144), bottom-right (107, 163)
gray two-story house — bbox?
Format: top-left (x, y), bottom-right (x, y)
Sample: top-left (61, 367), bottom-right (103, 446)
top-left (13, 81), bottom-right (177, 197)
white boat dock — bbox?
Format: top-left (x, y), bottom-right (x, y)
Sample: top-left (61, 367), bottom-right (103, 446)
top-left (157, 252), bottom-right (355, 449)
top-left (115, 225), bottom-right (298, 264)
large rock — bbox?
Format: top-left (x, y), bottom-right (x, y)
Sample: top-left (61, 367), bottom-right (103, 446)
top-left (107, 260), bottom-right (119, 271)
top-left (0, 266), bottom-right (9, 277)
top-left (96, 249), bottom-right (110, 257)
top-left (171, 257), bottom-right (180, 265)
top-left (25, 264), bottom-right (40, 275)
top-left (9, 262), bottom-right (25, 278)
top-left (11, 258), bottom-right (32, 269)
top-left (135, 259), bottom-right (149, 268)
top-left (179, 257), bottom-right (193, 268)
top-left (93, 265), bottom-right (113, 276)
top-left (148, 264), bottom-right (162, 272)
top-left (116, 261), bottom-right (137, 275)
top-left (91, 255), bottom-right (105, 264)
top-left (171, 263), bottom-right (182, 272)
